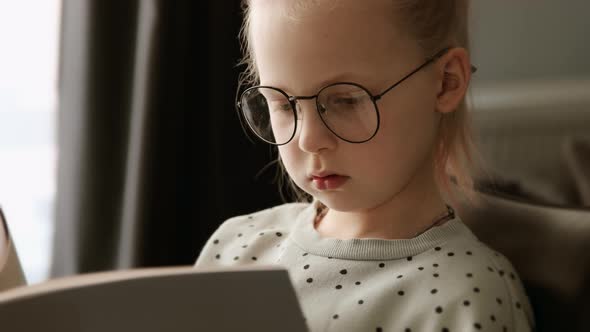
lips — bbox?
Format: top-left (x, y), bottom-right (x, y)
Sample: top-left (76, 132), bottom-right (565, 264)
top-left (309, 173), bottom-right (349, 190)
top-left (309, 171), bottom-right (341, 179)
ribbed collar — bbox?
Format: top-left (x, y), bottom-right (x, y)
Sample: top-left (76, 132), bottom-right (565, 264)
top-left (290, 200), bottom-right (477, 260)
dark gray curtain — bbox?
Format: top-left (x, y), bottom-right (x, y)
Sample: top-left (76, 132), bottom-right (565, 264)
top-left (52, 0), bottom-right (282, 277)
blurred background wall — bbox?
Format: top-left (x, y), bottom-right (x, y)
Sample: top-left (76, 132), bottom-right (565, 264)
top-left (470, 0), bottom-right (590, 83)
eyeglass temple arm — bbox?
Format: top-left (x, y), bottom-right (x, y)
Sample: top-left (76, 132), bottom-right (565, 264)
top-left (374, 48), bottom-right (478, 101)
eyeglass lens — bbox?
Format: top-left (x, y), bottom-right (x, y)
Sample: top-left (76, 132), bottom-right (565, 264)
top-left (240, 84), bottom-right (378, 145)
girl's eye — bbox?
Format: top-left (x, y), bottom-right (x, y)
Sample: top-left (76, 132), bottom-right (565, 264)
top-left (269, 101), bottom-right (291, 112)
top-left (334, 97), bottom-right (359, 105)
top-left (329, 94), bottom-right (365, 108)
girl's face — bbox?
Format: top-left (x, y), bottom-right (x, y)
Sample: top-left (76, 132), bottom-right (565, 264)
top-left (250, 0), bottom-right (442, 212)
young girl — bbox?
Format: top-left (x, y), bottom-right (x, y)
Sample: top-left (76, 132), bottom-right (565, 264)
top-left (195, 0), bottom-right (535, 331)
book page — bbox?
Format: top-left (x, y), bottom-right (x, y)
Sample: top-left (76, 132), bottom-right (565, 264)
top-left (0, 264), bottom-right (309, 332)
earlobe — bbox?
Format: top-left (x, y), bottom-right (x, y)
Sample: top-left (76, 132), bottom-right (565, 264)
top-left (435, 48), bottom-right (471, 114)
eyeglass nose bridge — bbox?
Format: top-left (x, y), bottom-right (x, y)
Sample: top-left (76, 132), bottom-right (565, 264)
top-left (288, 94), bottom-right (322, 120)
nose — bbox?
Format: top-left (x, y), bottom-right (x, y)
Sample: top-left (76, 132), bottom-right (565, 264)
top-left (294, 99), bottom-right (337, 153)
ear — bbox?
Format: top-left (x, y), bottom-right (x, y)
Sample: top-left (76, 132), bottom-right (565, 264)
top-left (435, 48), bottom-right (472, 114)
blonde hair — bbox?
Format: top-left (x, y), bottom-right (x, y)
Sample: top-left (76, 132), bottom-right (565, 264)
top-left (238, 0), bottom-right (481, 205)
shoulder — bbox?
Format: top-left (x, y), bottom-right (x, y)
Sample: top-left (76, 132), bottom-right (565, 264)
top-left (412, 237), bottom-right (535, 331)
top-left (219, 202), bottom-right (311, 230)
top-left (194, 202), bottom-right (310, 268)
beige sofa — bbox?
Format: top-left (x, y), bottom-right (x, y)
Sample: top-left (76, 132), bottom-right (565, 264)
top-left (470, 79), bottom-right (590, 206)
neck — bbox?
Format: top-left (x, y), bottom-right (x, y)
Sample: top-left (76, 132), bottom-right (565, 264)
top-left (315, 160), bottom-right (449, 240)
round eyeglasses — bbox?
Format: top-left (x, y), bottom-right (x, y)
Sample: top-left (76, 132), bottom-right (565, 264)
top-left (236, 47), bottom-right (477, 145)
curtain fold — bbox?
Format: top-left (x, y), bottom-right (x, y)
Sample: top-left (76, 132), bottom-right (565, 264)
top-left (52, 0), bottom-right (283, 277)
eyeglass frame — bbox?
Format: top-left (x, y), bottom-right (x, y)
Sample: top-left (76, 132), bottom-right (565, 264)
top-left (237, 47), bottom-right (478, 145)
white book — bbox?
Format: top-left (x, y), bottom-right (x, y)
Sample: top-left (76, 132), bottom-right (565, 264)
top-left (0, 264), bottom-right (309, 331)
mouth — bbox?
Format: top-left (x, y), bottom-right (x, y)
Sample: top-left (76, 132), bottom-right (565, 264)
top-left (309, 173), bottom-right (349, 190)
top-left (309, 170), bottom-right (342, 179)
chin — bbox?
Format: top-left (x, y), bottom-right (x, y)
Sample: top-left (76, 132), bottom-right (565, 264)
top-left (312, 191), bottom-right (369, 212)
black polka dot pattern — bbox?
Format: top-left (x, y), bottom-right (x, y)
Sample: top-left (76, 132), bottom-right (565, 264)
top-left (198, 209), bottom-right (533, 332)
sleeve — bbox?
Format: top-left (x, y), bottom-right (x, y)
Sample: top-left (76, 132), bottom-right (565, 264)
top-left (194, 217), bottom-right (241, 269)
top-left (425, 285), bottom-right (533, 332)
top-left (436, 252), bottom-right (534, 331)
top-left (489, 252), bottom-right (536, 331)
top-left (407, 249), bottom-right (535, 331)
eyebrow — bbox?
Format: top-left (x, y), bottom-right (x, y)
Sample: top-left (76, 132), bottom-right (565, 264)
top-left (262, 72), bottom-right (374, 96)
top-left (316, 72), bottom-right (372, 87)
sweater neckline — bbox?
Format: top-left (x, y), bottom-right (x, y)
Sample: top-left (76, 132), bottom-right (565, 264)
top-left (290, 200), bottom-right (476, 260)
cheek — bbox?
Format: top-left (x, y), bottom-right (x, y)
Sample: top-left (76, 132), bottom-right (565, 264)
top-left (378, 84), bottom-right (440, 150)
top-left (278, 145), bottom-right (301, 177)
top-left (364, 94), bottom-right (440, 176)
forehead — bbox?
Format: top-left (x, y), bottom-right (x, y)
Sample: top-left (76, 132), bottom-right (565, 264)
top-left (249, 0), bottom-right (415, 92)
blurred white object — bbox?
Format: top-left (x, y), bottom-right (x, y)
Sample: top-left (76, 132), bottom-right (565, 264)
top-left (0, 0), bottom-right (61, 284)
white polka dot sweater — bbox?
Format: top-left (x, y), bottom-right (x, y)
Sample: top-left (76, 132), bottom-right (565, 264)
top-left (195, 201), bottom-right (535, 332)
